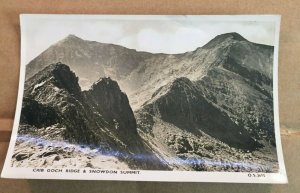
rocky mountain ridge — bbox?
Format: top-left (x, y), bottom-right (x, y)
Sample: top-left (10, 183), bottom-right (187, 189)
top-left (26, 33), bottom-right (273, 110)
top-left (19, 62), bottom-right (169, 170)
top-left (138, 77), bottom-right (261, 150)
top-left (16, 32), bottom-right (278, 171)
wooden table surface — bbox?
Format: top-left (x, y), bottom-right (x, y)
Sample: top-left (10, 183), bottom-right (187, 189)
top-left (0, 119), bottom-right (300, 193)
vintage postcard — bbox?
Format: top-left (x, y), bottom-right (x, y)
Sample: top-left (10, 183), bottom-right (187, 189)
top-left (1, 14), bottom-right (287, 183)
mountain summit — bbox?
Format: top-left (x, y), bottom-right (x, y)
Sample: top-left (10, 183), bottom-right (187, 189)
top-left (202, 32), bottom-right (247, 49)
top-left (212, 32), bottom-right (247, 41)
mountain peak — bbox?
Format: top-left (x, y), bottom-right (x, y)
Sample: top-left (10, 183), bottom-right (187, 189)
top-left (86, 77), bottom-right (137, 136)
top-left (59, 34), bottom-right (84, 44)
top-left (171, 77), bottom-right (192, 85)
top-left (218, 32), bottom-right (246, 41)
top-left (91, 77), bottom-right (121, 92)
top-left (46, 62), bottom-right (70, 71)
top-left (27, 62), bottom-right (81, 95)
top-left (168, 77), bottom-right (195, 92)
top-left (203, 32), bottom-right (247, 49)
top-left (42, 62), bottom-right (75, 78)
top-left (148, 77), bottom-right (195, 105)
top-left (65, 34), bottom-right (82, 40)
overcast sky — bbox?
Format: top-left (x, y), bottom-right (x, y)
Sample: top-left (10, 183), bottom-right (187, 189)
top-left (21, 15), bottom-right (277, 64)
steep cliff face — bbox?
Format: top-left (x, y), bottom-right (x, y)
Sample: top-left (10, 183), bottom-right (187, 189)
top-left (189, 34), bottom-right (275, 145)
top-left (83, 77), bottom-right (137, 138)
top-left (23, 63), bottom-right (103, 144)
top-left (138, 77), bottom-right (260, 151)
top-left (195, 67), bottom-right (275, 145)
top-left (136, 76), bottom-right (275, 171)
top-left (19, 62), bottom-right (169, 170)
top-left (20, 97), bottom-right (62, 128)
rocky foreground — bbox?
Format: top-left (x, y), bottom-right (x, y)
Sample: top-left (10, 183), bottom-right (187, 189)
top-left (138, 117), bottom-right (278, 172)
top-left (12, 133), bottom-right (278, 172)
top-left (12, 135), bottom-right (129, 169)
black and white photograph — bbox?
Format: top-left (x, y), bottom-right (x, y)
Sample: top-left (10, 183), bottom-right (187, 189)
top-left (1, 14), bottom-right (287, 183)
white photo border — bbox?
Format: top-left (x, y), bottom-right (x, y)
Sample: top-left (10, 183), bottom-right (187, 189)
top-left (1, 14), bottom-right (287, 183)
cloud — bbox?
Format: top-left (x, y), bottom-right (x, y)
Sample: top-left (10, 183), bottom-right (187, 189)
top-left (22, 16), bottom-right (276, 64)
